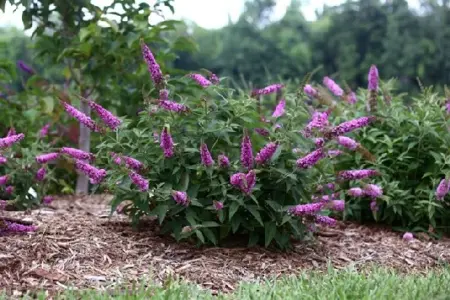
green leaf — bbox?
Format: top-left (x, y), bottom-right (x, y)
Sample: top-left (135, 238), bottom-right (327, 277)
top-left (195, 229), bottom-right (205, 244)
top-left (42, 96), bottom-right (54, 114)
top-left (265, 222), bottom-right (277, 247)
top-left (229, 201), bottom-right (240, 220)
top-left (152, 205), bottom-right (168, 224)
top-left (248, 232), bottom-right (259, 247)
top-left (247, 206), bottom-right (264, 226)
top-left (201, 221), bottom-right (220, 228)
top-left (202, 228), bottom-right (217, 245)
top-left (179, 172), bottom-right (189, 191)
top-left (231, 215), bottom-right (241, 233)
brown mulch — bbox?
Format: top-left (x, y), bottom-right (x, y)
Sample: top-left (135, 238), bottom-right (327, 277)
top-left (1, 194), bottom-right (450, 296)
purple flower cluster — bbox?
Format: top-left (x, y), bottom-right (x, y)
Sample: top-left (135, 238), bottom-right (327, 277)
top-left (172, 191), bottom-right (189, 206)
top-left (312, 193), bottom-right (340, 203)
top-left (60, 147), bottom-right (94, 161)
top-left (209, 73), bottom-right (219, 84)
top-left (314, 138), bottom-right (325, 148)
top-left (17, 60), bottom-right (34, 74)
top-left (39, 124), bottom-right (50, 138)
top-left (330, 116), bottom-right (376, 137)
top-left (348, 187), bottom-right (364, 197)
top-left (255, 128), bottom-right (270, 137)
top-left (327, 149), bottom-right (343, 158)
top-left (0, 155), bottom-right (7, 165)
top-left (337, 136), bottom-right (358, 150)
top-left (315, 215), bottom-right (337, 226)
top-left (272, 99), bottom-right (286, 118)
top-left (296, 148), bottom-right (325, 169)
top-left (129, 171), bottom-right (149, 192)
top-left (240, 133), bottom-right (254, 169)
top-left (124, 156), bottom-right (143, 171)
top-left (89, 101), bottom-right (122, 130)
top-left (304, 111), bottom-right (330, 137)
top-left (230, 170), bottom-right (256, 194)
top-left (255, 142), bottom-right (278, 165)
top-left (368, 65), bottom-right (379, 91)
top-left (43, 195), bottom-right (54, 205)
top-left (62, 101), bottom-right (101, 132)
top-left (251, 84), bottom-right (284, 97)
top-left (160, 127), bottom-right (174, 158)
top-left (288, 202), bottom-right (324, 216)
top-left (436, 179), bottom-right (450, 200)
top-left (189, 73), bottom-right (212, 88)
top-left (304, 84), bottom-right (318, 98)
top-left (363, 184), bottom-right (383, 198)
top-left (159, 100), bottom-right (188, 113)
top-left (5, 186), bottom-right (14, 195)
top-left (218, 154), bottom-right (230, 168)
top-left (75, 160), bottom-right (107, 184)
top-left (213, 201), bottom-right (224, 210)
top-left (323, 76), bottom-right (344, 97)
top-left (200, 143), bottom-right (214, 167)
top-left (36, 152), bottom-right (59, 164)
top-left (1, 221), bottom-right (37, 233)
top-left (330, 200), bottom-right (345, 211)
top-left (0, 175), bottom-right (8, 185)
top-left (0, 133), bottom-right (25, 148)
top-left (159, 89), bottom-right (169, 100)
top-left (347, 91), bottom-right (357, 104)
top-left (36, 167), bottom-right (46, 181)
top-left (141, 41), bottom-right (164, 86)
top-left (338, 169), bottom-right (380, 180)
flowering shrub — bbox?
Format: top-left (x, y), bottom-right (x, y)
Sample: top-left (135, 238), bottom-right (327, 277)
top-left (316, 66), bottom-right (450, 234)
top-left (57, 41), bottom-right (374, 249)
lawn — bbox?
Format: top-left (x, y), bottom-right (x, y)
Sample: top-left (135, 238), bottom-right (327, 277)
top-left (11, 267), bottom-right (450, 299)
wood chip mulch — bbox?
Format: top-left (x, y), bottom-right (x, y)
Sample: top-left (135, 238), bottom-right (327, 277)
top-left (1, 194), bottom-right (450, 296)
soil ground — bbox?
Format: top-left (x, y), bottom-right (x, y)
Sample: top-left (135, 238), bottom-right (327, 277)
top-left (1, 195), bottom-right (450, 296)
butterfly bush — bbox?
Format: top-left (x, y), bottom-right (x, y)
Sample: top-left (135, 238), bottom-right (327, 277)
top-left (0, 127), bottom-right (59, 233)
top-left (85, 44), bottom-right (374, 249)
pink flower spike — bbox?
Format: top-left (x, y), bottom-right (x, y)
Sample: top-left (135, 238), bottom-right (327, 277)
top-left (323, 76), bottom-right (344, 97)
top-left (36, 153), bottom-right (59, 164)
top-left (129, 171), bottom-right (149, 192)
top-left (141, 41), bottom-right (164, 86)
top-left (304, 84), bottom-right (318, 98)
top-left (159, 100), bottom-right (188, 113)
top-left (0, 155), bottom-right (7, 165)
top-left (5, 186), bottom-right (14, 195)
top-left (36, 167), bottom-right (46, 181)
top-left (255, 142), bottom-right (278, 165)
top-left (337, 136), bottom-right (358, 150)
top-left (218, 154), bottom-right (230, 168)
top-left (288, 202), bottom-right (324, 216)
top-left (338, 169), bottom-right (380, 180)
top-left (88, 100), bottom-right (122, 130)
top-left (272, 99), bottom-right (286, 118)
top-left (74, 160), bottom-right (107, 185)
top-left (330, 116), bottom-right (376, 137)
top-left (348, 187), bottom-right (364, 197)
top-left (251, 84), bottom-right (284, 97)
top-left (200, 143), bottom-right (214, 167)
top-left (296, 148), bottom-right (325, 169)
top-left (347, 91), bottom-right (357, 104)
top-left (315, 215), bottom-right (337, 226)
top-left (189, 73), bottom-right (212, 88)
top-left (0, 133), bottom-right (25, 148)
top-left (39, 124), bottom-right (50, 138)
top-left (436, 179), bottom-right (450, 200)
top-left (60, 147), bottom-right (94, 161)
top-left (330, 200), bottom-right (345, 212)
top-left (62, 101), bottom-right (101, 132)
top-left (172, 191), bottom-right (189, 206)
top-left (368, 65), bottom-right (379, 91)
top-left (0, 175), bottom-right (8, 186)
top-left (160, 126), bottom-right (174, 158)
top-left (240, 133), bottom-right (254, 169)
top-left (363, 184), bottom-right (383, 198)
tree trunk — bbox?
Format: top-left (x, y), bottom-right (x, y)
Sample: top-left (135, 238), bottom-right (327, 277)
top-left (75, 100), bottom-right (91, 195)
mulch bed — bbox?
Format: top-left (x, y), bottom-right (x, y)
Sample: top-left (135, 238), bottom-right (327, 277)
top-left (1, 194), bottom-right (450, 297)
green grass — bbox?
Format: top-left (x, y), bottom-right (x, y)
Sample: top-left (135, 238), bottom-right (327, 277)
top-left (10, 266), bottom-right (450, 300)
